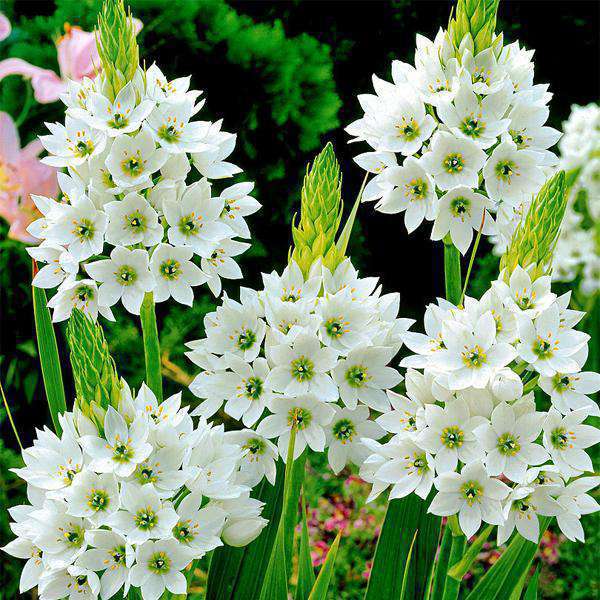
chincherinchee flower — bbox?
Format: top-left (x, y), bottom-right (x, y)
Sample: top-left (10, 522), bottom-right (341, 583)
top-left (539, 371), bottom-right (600, 415)
top-left (48, 278), bottom-right (114, 323)
top-left (429, 460), bottom-right (510, 538)
top-left (65, 471), bottom-right (120, 525)
top-left (104, 192), bottom-right (163, 246)
top-left (38, 565), bottom-right (100, 600)
top-left (225, 429), bottom-right (278, 487)
top-left (555, 476), bottom-right (600, 542)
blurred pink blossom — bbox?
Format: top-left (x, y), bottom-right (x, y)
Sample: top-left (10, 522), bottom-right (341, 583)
top-left (310, 540), bottom-right (331, 567)
top-left (0, 111), bottom-right (57, 243)
top-left (0, 13), bottom-right (11, 41)
top-left (0, 20), bottom-right (142, 103)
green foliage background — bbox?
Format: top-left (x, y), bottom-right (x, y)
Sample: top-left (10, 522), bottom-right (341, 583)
top-left (0, 1), bottom-right (598, 598)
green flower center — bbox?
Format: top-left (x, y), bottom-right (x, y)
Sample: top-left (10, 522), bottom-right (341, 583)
top-left (112, 441), bottom-right (134, 463)
top-left (411, 453), bottom-right (429, 475)
top-left (443, 153), bottom-right (464, 174)
top-left (136, 464), bottom-right (158, 485)
top-left (450, 197), bottom-right (471, 218)
top-left (461, 344), bottom-right (487, 368)
top-left (244, 376), bottom-right (263, 400)
top-left (332, 418), bottom-right (356, 443)
top-left (440, 425), bottom-right (464, 449)
top-left (461, 480), bottom-right (483, 506)
top-left (497, 433), bottom-right (521, 456)
top-left (243, 437), bottom-right (265, 456)
top-left (75, 575), bottom-right (88, 587)
top-left (281, 288), bottom-right (300, 302)
top-left (325, 317), bottom-right (346, 339)
top-left (495, 159), bottom-right (517, 182)
top-left (406, 178), bottom-right (428, 201)
top-left (173, 521), bottom-right (196, 543)
top-left (109, 112), bottom-right (129, 129)
top-left (550, 427), bottom-right (569, 450)
top-left (87, 488), bottom-right (110, 512)
top-left (158, 123), bottom-right (182, 143)
top-left (178, 212), bottom-right (202, 236)
top-left (116, 265), bottom-right (137, 286)
top-left (72, 284), bottom-right (95, 304)
top-left (135, 507), bottom-right (158, 531)
top-left (460, 114), bottom-right (485, 138)
top-left (148, 551), bottom-right (170, 574)
top-left (397, 117), bottom-right (420, 141)
top-left (121, 153), bottom-right (144, 177)
top-left (345, 365), bottom-right (369, 388)
top-left (159, 259), bottom-right (181, 281)
top-left (552, 373), bottom-right (573, 393)
top-left (74, 139), bottom-right (94, 158)
top-left (510, 129), bottom-right (530, 149)
top-left (291, 356), bottom-right (314, 382)
top-left (532, 336), bottom-right (555, 359)
top-left (288, 407), bottom-right (312, 430)
top-left (73, 218), bottom-right (95, 240)
top-left (236, 328), bottom-right (257, 351)
top-left (472, 68), bottom-right (491, 85)
top-left (64, 525), bottom-right (85, 547)
top-left (513, 496), bottom-right (533, 514)
top-left (125, 210), bottom-right (146, 232)
top-left (110, 545), bottom-right (126, 565)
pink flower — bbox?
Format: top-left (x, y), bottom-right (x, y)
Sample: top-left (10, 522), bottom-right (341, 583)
top-left (0, 13), bottom-right (10, 41)
top-left (0, 111), bottom-right (57, 243)
top-left (310, 540), bottom-right (330, 567)
top-left (0, 20), bottom-right (142, 103)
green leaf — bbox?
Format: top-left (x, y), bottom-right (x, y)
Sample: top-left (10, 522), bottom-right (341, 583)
top-left (365, 494), bottom-right (440, 600)
top-left (441, 532), bottom-right (465, 600)
top-left (447, 525), bottom-right (494, 581)
top-left (465, 518), bottom-right (551, 600)
top-left (295, 497), bottom-right (316, 600)
top-left (335, 173), bottom-right (366, 259)
top-left (443, 237), bottom-right (462, 305)
top-left (32, 283), bottom-right (66, 434)
top-left (523, 564), bottom-right (541, 600)
top-left (140, 292), bottom-right (162, 401)
top-left (400, 530), bottom-right (419, 600)
top-left (428, 524), bottom-right (452, 600)
top-left (308, 530), bottom-right (342, 600)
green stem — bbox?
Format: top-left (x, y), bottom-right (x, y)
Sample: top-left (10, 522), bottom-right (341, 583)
top-left (0, 379), bottom-right (23, 450)
top-left (441, 529), bottom-right (466, 600)
top-left (459, 212), bottom-right (486, 305)
top-left (443, 235), bottom-right (462, 305)
top-left (140, 292), bottom-right (162, 401)
top-left (15, 82), bottom-right (33, 128)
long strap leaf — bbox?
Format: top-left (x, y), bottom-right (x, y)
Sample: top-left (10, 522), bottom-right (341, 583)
top-left (447, 525), bottom-right (494, 581)
top-left (296, 496), bottom-right (316, 600)
top-left (308, 530), bottom-right (342, 600)
top-left (140, 292), bottom-right (162, 401)
top-left (465, 518), bottom-right (551, 600)
top-left (428, 523), bottom-right (452, 600)
top-left (32, 279), bottom-right (66, 434)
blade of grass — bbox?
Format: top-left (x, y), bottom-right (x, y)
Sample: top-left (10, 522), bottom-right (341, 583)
top-left (140, 292), bottom-right (162, 401)
top-left (296, 495), bottom-right (316, 600)
top-left (307, 530), bottom-right (342, 600)
top-left (0, 379), bottom-right (23, 450)
top-left (428, 523), bottom-right (452, 600)
top-left (400, 530), bottom-right (419, 600)
top-left (447, 525), bottom-right (494, 581)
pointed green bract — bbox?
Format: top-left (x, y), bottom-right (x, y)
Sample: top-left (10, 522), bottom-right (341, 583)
top-left (448, 0), bottom-right (500, 54)
top-left (96, 0), bottom-right (140, 101)
top-left (291, 143), bottom-right (344, 277)
top-left (66, 308), bottom-right (121, 430)
top-left (500, 171), bottom-right (567, 282)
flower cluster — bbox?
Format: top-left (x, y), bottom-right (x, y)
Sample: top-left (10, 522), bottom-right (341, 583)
top-left (186, 259), bottom-right (413, 472)
top-left (346, 29), bottom-right (560, 255)
top-left (2, 382), bottom-right (267, 600)
top-left (360, 265), bottom-right (600, 542)
top-left (26, 61), bottom-right (259, 321)
top-left (552, 103), bottom-right (599, 295)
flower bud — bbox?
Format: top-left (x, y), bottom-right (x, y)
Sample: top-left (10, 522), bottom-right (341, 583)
top-left (491, 368), bottom-right (523, 403)
top-left (222, 517), bottom-right (267, 547)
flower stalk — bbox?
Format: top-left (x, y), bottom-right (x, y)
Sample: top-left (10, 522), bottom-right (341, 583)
top-left (140, 292), bottom-right (162, 402)
top-left (444, 235), bottom-right (462, 305)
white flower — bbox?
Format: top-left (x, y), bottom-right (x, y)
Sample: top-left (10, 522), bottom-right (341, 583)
top-left (256, 394), bottom-right (335, 461)
top-left (216, 494), bottom-right (268, 547)
top-left (483, 140), bottom-right (545, 206)
top-left (542, 409), bottom-right (600, 477)
top-left (493, 266), bottom-right (556, 318)
top-left (172, 491), bottom-right (226, 555)
top-left (39, 565), bottom-right (100, 600)
top-left (150, 243), bottom-right (207, 306)
top-left (431, 186), bottom-right (495, 254)
top-left (65, 471), bottom-right (120, 526)
top-left (200, 238), bottom-right (250, 297)
top-left (86, 246), bottom-right (154, 315)
top-left (475, 402), bottom-right (549, 483)
top-left (326, 405), bottom-right (384, 474)
top-left (370, 437), bottom-right (435, 500)
top-left (376, 157), bottom-right (437, 232)
top-left (1, 534), bottom-right (45, 594)
top-left (107, 483), bottom-right (178, 544)
top-left (429, 460), bottom-right (510, 538)
top-left (31, 500), bottom-right (87, 568)
top-left (48, 278), bottom-right (114, 323)
top-left (225, 429), bottom-right (278, 486)
top-left (490, 368), bottom-right (523, 403)
top-left (516, 303), bottom-right (589, 376)
top-left (129, 539), bottom-right (194, 600)
top-left (262, 260), bottom-right (321, 306)
top-left (131, 447), bottom-right (188, 497)
top-left (554, 476), bottom-right (600, 542)
top-left (432, 311), bottom-right (517, 390)
top-left (105, 129), bottom-right (168, 189)
top-left (376, 389), bottom-right (425, 437)
top-left (164, 178), bottom-right (231, 254)
top-left (145, 63), bottom-right (195, 102)
top-left (417, 399), bottom-right (485, 473)
top-left (86, 82), bottom-right (154, 136)
top-left (46, 196), bottom-right (107, 261)
top-left (478, 286), bottom-right (518, 344)
top-left (191, 121), bottom-right (242, 179)
top-left (216, 182), bottom-right (260, 238)
top-left (76, 530), bottom-right (134, 600)
top-left (539, 371), bottom-right (600, 415)
top-left (28, 243), bottom-right (79, 289)
top-left (266, 333), bottom-right (339, 401)
top-left (104, 192), bottom-right (163, 247)
top-left (79, 407), bottom-right (152, 477)
top-left (332, 346), bottom-right (401, 411)
top-left (420, 131), bottom-right (486, 191)
top-left (40, 116), bottom-right (106, 167)
top-left (462, 47), bottom-right (508, 95)
top-left (437, 77), bottom-right (512, 149)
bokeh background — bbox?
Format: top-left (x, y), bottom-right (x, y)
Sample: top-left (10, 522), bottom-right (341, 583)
top-left (1, 1), bottom-right (598, 597)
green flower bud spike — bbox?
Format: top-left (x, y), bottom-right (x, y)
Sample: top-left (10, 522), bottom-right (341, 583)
top-left (67, 309), bottom-right (122, 430)
top-left (448, 0), bottom-right (500, 55)
top-left (291, 142), bottom-right (345, 278)
top-left (96, 0), bottom-right (140, 101)
top-left (500, 171), bottom-right (567, 282)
